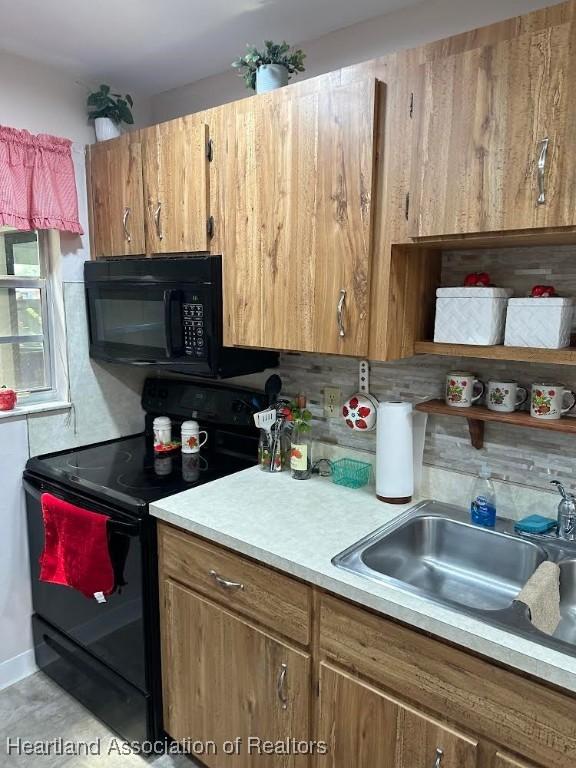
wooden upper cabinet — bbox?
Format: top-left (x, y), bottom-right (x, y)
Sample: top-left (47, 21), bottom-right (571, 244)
top-left (219, 77), bottom-right (382, 355)
top-left (410, 18), bottom-right (576, 237)
top-left (87, 133), bottom-right (146, 258)
top-left (141, 116), bottom-right (210, 254)
top-left (161, 579), bottom-right (311, 767)
top-left (318, 662), bottom-right (479, 767)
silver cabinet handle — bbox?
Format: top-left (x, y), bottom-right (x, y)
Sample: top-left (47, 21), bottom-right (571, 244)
top-left (154, 202), bottom-right (163, 240)
top-left (433, 748), bottom-right (444, 768)
top-left (209, 569), bottom-right (244, 591)
top-left (537, 137), bottom-right (549, 205)
top-left (277, 663), bottom-right (288, 710)
top-left (122, 207), bottom-right (132, 243)
top-left (337, 289), bottom-right (346, 337)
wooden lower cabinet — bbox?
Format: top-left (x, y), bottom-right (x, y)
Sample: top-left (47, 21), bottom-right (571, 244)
top-left (318, 662), bottom-right (478, 767)
top-left (161, 578), bottom-right (311, 767)
top-left (158, 527), bottom-right (576, 768)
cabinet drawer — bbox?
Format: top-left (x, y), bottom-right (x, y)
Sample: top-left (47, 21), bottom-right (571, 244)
top-left (320, 595), bottom-right (576, 768)
top-left (158, 523), bottom-right (311, 645)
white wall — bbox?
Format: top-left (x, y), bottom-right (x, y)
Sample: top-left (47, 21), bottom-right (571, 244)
top-left (151, 0), bottom-right (556, 120)
top-left (0, 51), bottom-right (150, 689)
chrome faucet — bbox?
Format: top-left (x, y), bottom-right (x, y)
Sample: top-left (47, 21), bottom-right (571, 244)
top-left (551, 481), bottom-right (576, 541)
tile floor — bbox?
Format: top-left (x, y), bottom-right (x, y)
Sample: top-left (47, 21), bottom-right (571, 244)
top-left (0, 673), bottom-right (199, 767)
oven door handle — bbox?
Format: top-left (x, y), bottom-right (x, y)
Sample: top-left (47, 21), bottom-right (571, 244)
top-left (23, 477), bottom-right (141, 537)
top-left (163, 289), bottom-right (183, 358)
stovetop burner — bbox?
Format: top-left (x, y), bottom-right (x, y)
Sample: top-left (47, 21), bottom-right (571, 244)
top-left (26, 432), bottom-right (256, 513)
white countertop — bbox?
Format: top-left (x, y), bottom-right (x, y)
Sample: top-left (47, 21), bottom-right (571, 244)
top-left (150, 466), bottom-right (576, 694)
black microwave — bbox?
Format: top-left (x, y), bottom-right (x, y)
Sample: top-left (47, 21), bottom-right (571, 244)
top-left (84, 256), bottom-right (278, 378)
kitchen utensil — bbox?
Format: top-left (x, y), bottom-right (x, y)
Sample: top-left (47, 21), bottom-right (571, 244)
top-left (253, 408), bottom-right (277, 433)
top-left (264, 374), bottom-right (283, 406)
top-left (342, 360), bottom-right (379, 431)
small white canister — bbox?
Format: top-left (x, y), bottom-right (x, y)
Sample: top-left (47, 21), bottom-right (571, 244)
top-left (181, 420), bottom-right (208, 454)
top-left (153, 416), bottom-right (172, 451)
top-left (505, 297), bottom-right (574, 349)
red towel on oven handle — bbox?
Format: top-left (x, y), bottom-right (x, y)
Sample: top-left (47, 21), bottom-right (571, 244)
top-left (39, 492), bottom-right (115, 599)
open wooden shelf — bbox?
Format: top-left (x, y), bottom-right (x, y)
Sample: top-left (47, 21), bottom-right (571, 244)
top-left (415, 399), bottom-right (576, 449)
top-left (414, 341), bottom-right (576, 366)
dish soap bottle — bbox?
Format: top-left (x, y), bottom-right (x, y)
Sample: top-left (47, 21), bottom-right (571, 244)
top-left (290, 395), bottom-right (312, 480)
top-left (470, 464), bottom-right (497, 528)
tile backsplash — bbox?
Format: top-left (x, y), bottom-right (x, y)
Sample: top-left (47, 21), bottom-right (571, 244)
top-left (271, 246), bottom-right (576, 493)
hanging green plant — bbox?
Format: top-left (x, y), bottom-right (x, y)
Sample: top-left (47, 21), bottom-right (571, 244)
top-left (232, 40), bottom-right (306, 91)
top-left (87, 84), bottom-right (134, 125)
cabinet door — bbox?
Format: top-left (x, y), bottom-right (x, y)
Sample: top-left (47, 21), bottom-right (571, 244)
top-left (87, 133), bottom-right (145, 258)
top-left (142, 117), bottom-right (209, 254)
top-left (495, 755), bottom-right (539, 768)
top-left (318, 663), bottom-right (478, 767)
top-left (220, 78), bottom-right (380, 355)
top-left (411, 20), bottom-right (576, 237)
top-left (161, 579), bottom-right (311, 767)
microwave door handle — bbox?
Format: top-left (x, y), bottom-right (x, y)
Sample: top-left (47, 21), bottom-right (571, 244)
top-left (163, 289), bottom-right (181, 358)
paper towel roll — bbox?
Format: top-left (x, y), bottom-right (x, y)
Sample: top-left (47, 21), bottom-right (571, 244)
top-left (376, 401), bottom-right (414, 504)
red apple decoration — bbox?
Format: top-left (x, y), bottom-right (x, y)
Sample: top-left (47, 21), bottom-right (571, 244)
top-left (464, 272), bottom-right (491, 287)
top-left (0, 386), bottom-right (17, 411)
top-left (530, 285), bottom-right (558, 298)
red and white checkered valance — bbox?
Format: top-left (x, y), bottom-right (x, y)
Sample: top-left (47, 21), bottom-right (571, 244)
top-left (0, 125), bottom-right (83, 234)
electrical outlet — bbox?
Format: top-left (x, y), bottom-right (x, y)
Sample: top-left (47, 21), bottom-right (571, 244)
top-left (323, 387), bottom-right (342, 418)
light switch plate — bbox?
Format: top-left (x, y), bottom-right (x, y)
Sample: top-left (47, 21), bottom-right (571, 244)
top-left (323, 387), bottom-right (342, 418)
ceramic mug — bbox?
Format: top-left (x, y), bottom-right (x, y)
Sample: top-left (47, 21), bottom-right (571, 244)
top-left (445, 372), bottom-right (485, 408)
top-left (530, 384), bottom-right (576, 420)
top-left (487, 380), bottom-right (528, 413)
top-left (181, 420), bottom-right (208, 454)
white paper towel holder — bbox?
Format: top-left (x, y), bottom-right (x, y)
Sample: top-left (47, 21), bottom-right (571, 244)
top-left (376, 401), bottom-right (414, 505)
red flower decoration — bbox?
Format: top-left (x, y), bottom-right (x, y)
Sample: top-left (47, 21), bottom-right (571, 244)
top-left (349, 397), bottom-right (359, 409)
top-left (536, 390), bottom-right (543, 397)
top-left (358, 406), bottom-right (371, 418)
top-left (342, 405), bottom-right (349, 417)
top-left (462, 381), bottom-right (468, 386)
top-left (345, 419), bottom-right (354, 428)
top-left (549, 390), bottom-right (556, 396)
top-left (356, 419), bottom-right (368, 429)
top-left (450, 379), bottom-right (456, 386)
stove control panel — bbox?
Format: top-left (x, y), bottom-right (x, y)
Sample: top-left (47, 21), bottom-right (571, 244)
top-left (183, 302), bottom-right (207, 358)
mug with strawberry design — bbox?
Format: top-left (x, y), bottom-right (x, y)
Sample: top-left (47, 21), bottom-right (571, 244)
top-left (530, 384), bottom-right (576, 420)
top-left (445, 372), bottom-right (485, 408)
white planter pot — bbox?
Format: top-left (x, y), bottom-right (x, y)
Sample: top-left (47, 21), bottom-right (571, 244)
top-left (256, 64), bottom-right (289, 94)
top-left (94, 117), bottom-right (121, 142)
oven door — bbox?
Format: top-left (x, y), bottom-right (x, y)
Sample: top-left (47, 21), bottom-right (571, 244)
top-left (24, 476), bottom-right (148, 692)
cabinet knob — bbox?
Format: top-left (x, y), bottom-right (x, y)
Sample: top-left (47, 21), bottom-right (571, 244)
top-left (122, 207), bottom-right (132, 243)
top-left (537, 137), bottom-right (549, 205)
top-left (433, 748), bottom-right (444, 768)
top-left (208, 569), bottom-right (244, 591)
top-left (277, 663), bottom-right (288, 710)
top-left (154, 201), bottom-right (163, 240)
top-left (337, 289), bottom-right (346, 337)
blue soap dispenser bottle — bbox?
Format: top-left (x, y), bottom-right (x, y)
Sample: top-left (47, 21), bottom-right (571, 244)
top-left (470, 463), bottom-right (497, 528)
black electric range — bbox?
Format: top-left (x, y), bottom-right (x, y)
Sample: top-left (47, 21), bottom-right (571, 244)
top-left (23, 377), bottom-right (269, 745)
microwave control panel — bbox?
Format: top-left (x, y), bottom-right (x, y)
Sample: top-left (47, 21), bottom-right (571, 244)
top-left (183, 302), bottom-right (207, 358)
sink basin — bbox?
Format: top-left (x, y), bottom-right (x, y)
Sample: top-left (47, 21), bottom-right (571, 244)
top-left (555, 559), bottom-right (576, 644)
top-left (359, 515), bottom-right (548, 611)
top-left (333, 502), bottom-right (548, 612)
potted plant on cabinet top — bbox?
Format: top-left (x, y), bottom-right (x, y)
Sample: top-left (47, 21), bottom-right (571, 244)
top-left (232, 40), bottom-right (306, 94)
top-left (87, 84), bottom-right (134, 142)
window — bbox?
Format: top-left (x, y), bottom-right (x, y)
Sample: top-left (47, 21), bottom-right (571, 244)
top-left (0, 227), bottom-right (57, 402)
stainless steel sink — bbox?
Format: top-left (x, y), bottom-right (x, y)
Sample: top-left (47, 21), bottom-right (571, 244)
top-left (359, 515), bottom-right (547, 611)
top-left (556, 559), bottom-right (576, 645)
top-left (333, 500), bottom-right (576, 655)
